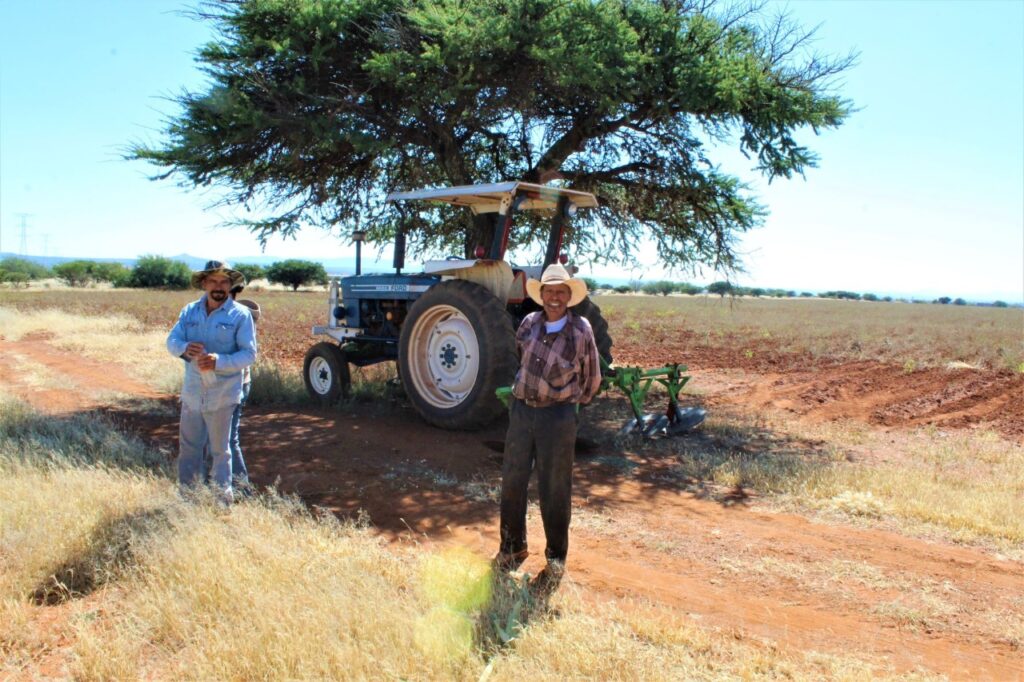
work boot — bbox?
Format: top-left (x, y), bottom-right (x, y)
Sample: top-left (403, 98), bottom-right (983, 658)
top-left (530, 560), bottom-right (565, 594)
top-left (492, 549), bottom-right (529, 572)
top-left (215, 487), bottom-right (234, 509)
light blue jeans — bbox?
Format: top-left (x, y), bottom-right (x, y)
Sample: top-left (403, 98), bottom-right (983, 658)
top-left (228, 382), bottom-right (251, 485)
top-left (201, 382), bottom-right (251, 487)
top-left (178, 402), bottom-right (236, 495)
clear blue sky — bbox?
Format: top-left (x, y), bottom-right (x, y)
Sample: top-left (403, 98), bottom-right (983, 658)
top-left (2, 0), bottom-right (1022, 302)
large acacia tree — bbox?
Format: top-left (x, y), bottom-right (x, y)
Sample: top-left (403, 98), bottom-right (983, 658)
top-left (133, 0), bottom-right (853, 269)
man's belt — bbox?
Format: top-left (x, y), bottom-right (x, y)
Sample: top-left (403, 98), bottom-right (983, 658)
top-left (522, 397), bottom-right (572, 409)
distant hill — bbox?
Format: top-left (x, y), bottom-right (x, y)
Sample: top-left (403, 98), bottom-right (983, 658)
top-left (0, 252), bottom-right (135, 269)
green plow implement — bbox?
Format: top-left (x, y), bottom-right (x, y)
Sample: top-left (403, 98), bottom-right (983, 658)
top-left (496, 358), bottom-right (706, 438)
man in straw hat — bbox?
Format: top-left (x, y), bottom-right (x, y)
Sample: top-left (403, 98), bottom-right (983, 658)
top-left (202, 283), bottom-right (262, 493)
top-left (167, 260), bottom-right (257, 505)
top-left (494, 263), bottom-right (602, 590)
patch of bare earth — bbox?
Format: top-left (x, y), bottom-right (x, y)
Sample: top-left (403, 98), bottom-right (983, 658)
top-left (3, 336), bottom-right (1023, 680)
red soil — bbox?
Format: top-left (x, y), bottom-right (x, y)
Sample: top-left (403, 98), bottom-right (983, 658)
top-left (2, 336), bottom-right (1022, 680)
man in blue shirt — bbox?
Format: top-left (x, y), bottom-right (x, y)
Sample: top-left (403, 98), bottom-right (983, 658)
top-left (167, 260), bottom-right (257, 504)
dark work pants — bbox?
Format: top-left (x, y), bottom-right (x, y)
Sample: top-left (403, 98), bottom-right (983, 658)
top-left (499, 399), bottom-right (577, 562)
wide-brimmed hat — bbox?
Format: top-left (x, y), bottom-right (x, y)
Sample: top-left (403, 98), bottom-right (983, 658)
top-left (191, 260), bottom-right (245, 289)
top-left (236, 298), bottom-right (261, 323)
top-left (526, 263), bottom-right (588, 308)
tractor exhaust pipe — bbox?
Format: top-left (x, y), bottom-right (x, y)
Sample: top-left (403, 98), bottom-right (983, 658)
top-left (393, 226), bottom-right (406, 275)
top-left (352, 230), bottom-right (366, 276)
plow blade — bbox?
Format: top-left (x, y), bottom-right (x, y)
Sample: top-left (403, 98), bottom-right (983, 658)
top-left (619, 406), bottom-right (706, 438)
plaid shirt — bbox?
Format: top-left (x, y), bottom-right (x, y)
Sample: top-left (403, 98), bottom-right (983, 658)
top-left (511, 311), bottom-right (602, 406)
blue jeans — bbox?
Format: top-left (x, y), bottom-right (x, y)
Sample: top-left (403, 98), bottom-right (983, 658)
top-left (229, 382), bottom-right (251, 485)
top-left (179, 402), bottom-right (236, 495)
top-left (201, 383), bottom-right (250, 487)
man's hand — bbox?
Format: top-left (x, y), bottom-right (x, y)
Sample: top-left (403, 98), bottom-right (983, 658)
top-left (197, 353), bottom-right (218, 371)
top-left (184, 342), bottom-right (205, 360)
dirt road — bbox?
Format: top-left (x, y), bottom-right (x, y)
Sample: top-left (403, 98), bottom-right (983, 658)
top-left (2, 336), bottom-right (1022, 679)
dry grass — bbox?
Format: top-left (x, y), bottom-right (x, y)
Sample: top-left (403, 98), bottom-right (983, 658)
top-left (1, 398), bottom-right (932, 680)
top-left (781, 423), bottom-right (1024, 552)
top-left (0, 306), bottom-right (183, 391)
top-left (656, 411), bottom-right (1024, 558)
top-left (3, 288), bottom-right (1020, 372)
top-left (598, 294), bottom-right (1024, 370)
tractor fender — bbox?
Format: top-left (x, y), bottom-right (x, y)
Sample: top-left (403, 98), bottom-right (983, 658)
top-left (422, 259), bottom-right (514, 302)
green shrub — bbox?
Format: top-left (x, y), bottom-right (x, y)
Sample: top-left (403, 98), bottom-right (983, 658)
top-left (53, 260), bottom-right (96, 287)
top-left (90, 261), bottom-right (130, 283)
top-left (676, 282), bottom-right (704, 295)
top-left (266, 260), bottom-right (328, 291)
top-left (641, 280), bottom-right (675, 296)
top-left (126, 255), bottom-right (192, 289)
top-left (0, 257), bottom-right (49, 280)
top-left (235, 263), bottom-right (266, 284)
top-left (0, 270), bottom-right (31, 287)
top-left (707, 281), bottom-right (732, 297)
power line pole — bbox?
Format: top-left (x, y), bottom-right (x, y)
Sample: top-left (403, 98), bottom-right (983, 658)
top-left (15, 213), bottom-right (33, 256)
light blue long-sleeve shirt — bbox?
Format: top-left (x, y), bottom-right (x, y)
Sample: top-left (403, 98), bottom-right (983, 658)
top-left (166, 296), bottom-right (257, 411)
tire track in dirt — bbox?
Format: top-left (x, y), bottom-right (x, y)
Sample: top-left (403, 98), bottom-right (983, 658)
top-left (0, 337), bottom-right (165, 411)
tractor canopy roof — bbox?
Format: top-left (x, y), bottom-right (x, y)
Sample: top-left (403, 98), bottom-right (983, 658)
top-left (385, 182), bottom-right (598, 215)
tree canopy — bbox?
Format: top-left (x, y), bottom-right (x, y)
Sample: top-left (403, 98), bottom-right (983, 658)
top-left (266, 259), bottom-right (329, 290)
top-left (132, 0), bottom-right (853, 270)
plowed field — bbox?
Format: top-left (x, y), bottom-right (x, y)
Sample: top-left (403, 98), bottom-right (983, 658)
top-left (1, 290), bottom-right (1022, 679)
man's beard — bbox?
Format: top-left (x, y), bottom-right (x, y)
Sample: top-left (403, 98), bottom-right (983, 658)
top-left (209, 290), bottom-right (227, 301)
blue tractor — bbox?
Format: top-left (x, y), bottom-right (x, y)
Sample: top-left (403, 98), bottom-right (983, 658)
top-left (302, 182), bottom-right (613, 430)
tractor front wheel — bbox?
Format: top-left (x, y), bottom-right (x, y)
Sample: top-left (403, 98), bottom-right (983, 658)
top-left (399, 280), bottom-right (517, 429)
top-left (303, 342), bottom-right (351, 405)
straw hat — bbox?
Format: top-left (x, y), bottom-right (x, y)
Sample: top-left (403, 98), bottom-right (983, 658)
top-left (236, 299), bottom-right (261, 323)
top-left (191, 259), bottom-right (245, 289)
top-left (525, 263), bottom-right (588, 308)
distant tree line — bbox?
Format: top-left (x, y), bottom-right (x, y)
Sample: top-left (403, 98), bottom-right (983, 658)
top-left (581, 276), bottom-right (1015, 307)
top-left (0, 256), bottom-right (1015, 307)
top-left (0, 256), bottom-right (328, 292)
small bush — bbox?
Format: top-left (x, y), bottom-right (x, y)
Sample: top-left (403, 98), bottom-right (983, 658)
top-left (0, 271), bottom-right (30, 288)
top-left (235, 263), bottom-right (266, 284)
top-left (707, 281), bottom-right (732, 297)
top-left (91, 261), bottom-right (130, 283)
top-left (125, 255), bottom-right (191, 289)
top-left (0, 257), bottom-right (49, 280)
top-left (266, 260), bottom-right (328, 291)
top-left (641, 280), bottom-right (675, 296)
top-left (52, 260), bottom-right (96, 287)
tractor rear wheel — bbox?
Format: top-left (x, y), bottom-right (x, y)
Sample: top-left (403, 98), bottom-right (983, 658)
top-left (303, 342), bottom-right (351, 405)
top-left (571, 296), bottom-right (614, 367)
top-left (399, 280), bottom-right (517, 429)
